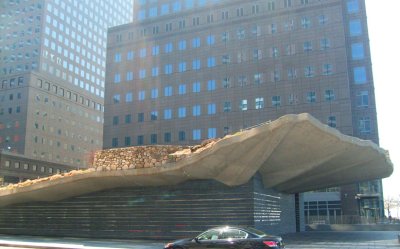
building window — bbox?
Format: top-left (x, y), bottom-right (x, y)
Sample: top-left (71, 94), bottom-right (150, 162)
top-left (125, 137), bottom-right (131, 146)
top-left (165, 64), bottom-right (173, 74)
top-left (114, 53), bottom-right (121, 62)
top-left (164, 86), bottom-right (173, 97)
top-left (114, 73), bottom-right (121, 83)
top-left (288, 68), bottom-right (297, 80)
top-left (325, 90), bottom-right (335, 101)
top-left (138, 113), bottom-right (144, 122)
top-left (164, 133), bottom-right (171, 143)
top-left (222, 55), bottom-right (231, 64)
top-left (178, 131), bottom-right (186, 141)
top-left (192, 105), bottom-right (201, 116)
top-left (349, 20), bottom-right (362, 36)
top-left (284, 0), bottom-right (292, 8)
top-left (255, 98), bottom-right (264, 109)
top-left (238, 76), bottom-right (247, 87)
top-left (113, 94), bottom-right (121, 104)
top-left (151, 88), bottom-right (159, 99)
top-left (357, 91), bottom-right (369, 107)
top-left (192, 37), bottom-right (201, 48)
top-left (178, 107), bottom-right (186, 118)
top-left (139, 69), bottom-right (146, 79)
top-left (304, 41), bottom-right (312, 52)
top-left (152, 67), bottom-right (159, 77)
top-left (150, 134), bottom-right (158, 144)
top-left (240, 99), bottom-right (248, 111)
top-left (236, 8), bottom-right (243, 17)
top-left (151, 111), bottom-right (158, 121)
top-left (178, 84), bottom-right (186, 95)
top-left (193, 129), bottom-right (201, 140)
top-left (125, 114), bottom-right (132, 124)
top-left (112, 138), bottom-right (118, 148)
top-left (207, 57), bottom-right (216, 68)
top-left (178, 40), bottom-right (187, 50)
top-left (207, 80), bottom-right (216, 91)
top-left (307, 92), bottom-right (316, 103)
top-left (223, 102), bottom-right (231, 112)
top-left (351, 43), bottom-right (365, 60)
top-left (165, 42), bottom-right (173, 53)
top-left (164, 109), bottom-right (172, 119)
top-left (208, 103), bottom-right (216, 115)
top-left (137, 135), bottom-right (144, 145)
top-left (272, 96), bottom-right (281, 107)
top-left (127, 51), bottom-right (134, 60)
top-left (192, 59), bottom-right (201, 70)
top-left (354, 67), bottom-right (367, 84)
top-left (320, 38), bottom-right (331, 50)
top-left (347, 0), bottom-right (359, 14)
top-left (112, 116), bottom-right (119, 125)
top-left (138, 90), bottom-right (146, 101)
top-left (179, 62), bottom-right (187, 72)
top-left (301, 17), bottom-right (311, 29)
top-left (322, 64), bottom-right (333, 75)
top-left (207, 35), bottom-right (215, 45)
top-left (208, 128), bottom-right (217, 139)
top-left (152, 45), bottom-right (160, 56)
top-left (359, 117), bottom-right (371, 133)
top-left (126, 71), bottom-right (133, 81)
top-left (304, 66), bottom-right (314, 78)
top-left (252, 4), bottom-right (260, 14)
top-left (222, 11), bottom-right (229, 20)
top-left (237, 28), bottom-right (245, 39)
top-left (328, 116), bottom-right (337, 128)
top-left (192, 82), bottom-right (201, 93)
top-left (254, 73), bottom-right (263, 84)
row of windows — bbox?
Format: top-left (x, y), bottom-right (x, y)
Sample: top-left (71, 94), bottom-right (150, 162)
top-left (1, 77), bottom-right (24, 89)
top-left (114, 62), bottom-right (337, 85)
top-left (41, 61), bottom-right (105, 98)
top-left (122, 0), bottom-right (361, 42)
top-left (35, 79), bottom-right (104, 112)
top-left (111, 128), bottom-right (218, 148)
top-left (114, 36), bottom-right (335, 65)
top-left (111, 90), bottom-right (370, 125)
top-left (0, 92), bottom-right (22, 102)
top-left (136, 0), bottom-right (325, 22)
top-left (2, 160), bottom-right (65, 175)
top-left (117, 11), bottom-right (334, 46)
top-left (110, 116), bottom-right (372, 147)
top-left (0, 106), bottom-right (21, 115)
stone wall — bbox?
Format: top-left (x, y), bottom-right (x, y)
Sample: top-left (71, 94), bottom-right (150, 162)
top-left (91, 139), bottom-right (219, 171)
top-left (92, 146), bottom-right (189, 171)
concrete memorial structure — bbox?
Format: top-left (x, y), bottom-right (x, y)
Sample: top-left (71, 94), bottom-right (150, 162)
top-left (0, 114), bottom-right (393, 239)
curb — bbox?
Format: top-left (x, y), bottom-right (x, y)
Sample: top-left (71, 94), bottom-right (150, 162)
top-left (0, 241), bottom-right (84, 249)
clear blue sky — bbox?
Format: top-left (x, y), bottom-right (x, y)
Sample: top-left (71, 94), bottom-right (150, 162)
top-left (366, 0), bottom-right (400, 209)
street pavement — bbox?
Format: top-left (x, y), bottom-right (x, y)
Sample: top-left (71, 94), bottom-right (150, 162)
top-left (0, 231), bottom-right (399, 249)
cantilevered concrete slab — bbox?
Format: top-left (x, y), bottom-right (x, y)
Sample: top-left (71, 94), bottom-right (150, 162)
top-left (0, 113), bottom-right (393, 207)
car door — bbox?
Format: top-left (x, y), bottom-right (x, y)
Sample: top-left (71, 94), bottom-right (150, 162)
top-left (192, 229), bottom-right (224, 249)
top-left (218, 228), bottom-right (249, 249)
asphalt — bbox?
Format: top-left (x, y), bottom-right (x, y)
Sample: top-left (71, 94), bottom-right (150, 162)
top-left (0, 231), bottom-right (399, 249)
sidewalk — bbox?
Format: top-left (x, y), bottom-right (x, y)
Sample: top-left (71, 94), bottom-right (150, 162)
top-left (0, 231), bottom-right (399, 249)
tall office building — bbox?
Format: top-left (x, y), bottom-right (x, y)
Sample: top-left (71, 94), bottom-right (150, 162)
top-left (104, 0), bottom-right (383, 222)
top-left (0, 0), bottom-right (133, 181)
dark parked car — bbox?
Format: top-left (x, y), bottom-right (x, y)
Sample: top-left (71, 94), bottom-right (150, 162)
top-left (164, 226), bottom-right (285, 249)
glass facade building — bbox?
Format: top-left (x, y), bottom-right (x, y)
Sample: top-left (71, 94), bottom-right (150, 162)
top-left (0, 0), bottom-right (133, 171)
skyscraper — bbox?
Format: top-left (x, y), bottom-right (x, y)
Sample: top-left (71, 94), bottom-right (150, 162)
top-left (104, 0), bottom-right (383, 222)
top-left (0, 0), bottom-right (133, 179)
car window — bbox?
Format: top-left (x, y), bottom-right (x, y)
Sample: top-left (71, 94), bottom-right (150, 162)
top-left (197, 229), bottom-right (221, 240)
top-left (220, 229), bottom-right (248, 239)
